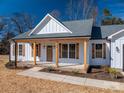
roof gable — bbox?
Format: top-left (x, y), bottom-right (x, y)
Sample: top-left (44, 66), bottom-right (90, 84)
top-left (29, 14), bottom-right (72, 35)
top-left (12, 15), bottom-right (93, 40)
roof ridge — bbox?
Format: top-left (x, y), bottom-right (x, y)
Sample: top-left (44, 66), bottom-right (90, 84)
top-left (101, 24), bottom-right (124, 27)
top-left (62, 18), bottom-right (93, 23)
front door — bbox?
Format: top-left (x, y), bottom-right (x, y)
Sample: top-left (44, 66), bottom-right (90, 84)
top-left (123, 45), bottom-right (124, 71)
top-left (47, 46), bottom-right (53, 61)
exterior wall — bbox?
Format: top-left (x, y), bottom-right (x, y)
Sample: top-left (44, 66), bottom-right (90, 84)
top-left (34, 17), bottom-right (70, 35)
top-left (10, 40), bottom-right (111, 66)
top-left (111, 33), bottom-right (124, 70)
top-left (10, 41), bottom-right (89, 65)
top-left (89, 40), bottom-right (110, 66)
top-left (58, 41), bottom-right (89, 64)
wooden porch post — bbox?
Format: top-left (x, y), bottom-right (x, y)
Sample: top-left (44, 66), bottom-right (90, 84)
top-left (55, 42), bottom-right (59, 67)
top-left (15, 42), bottom-right (18, 67)
top-left (33, 42), bottom-right (36, 65)
top-left (83, 40), bottom-right (87, 71)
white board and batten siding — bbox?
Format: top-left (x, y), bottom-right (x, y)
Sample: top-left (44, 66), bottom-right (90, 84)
top-left (32, 14), bottom-right (71, 35)
top-left (111, 33), bottom-right (124, 70)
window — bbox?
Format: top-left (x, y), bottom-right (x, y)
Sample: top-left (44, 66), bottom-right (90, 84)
top-left (19, 45), bottom-right (22, 56)
top-left (92, 43), bottom-right (106, 59)
top-left (69, 44), bottom-right (75, 58)
top-left (96, 44), bottom-right (102, 58)
top-left (36, 44), bottom-right (41, 57)
top-left (60, 43), bottom-right (79, 59)
top-left (62, 44), bottom-right (68, 58)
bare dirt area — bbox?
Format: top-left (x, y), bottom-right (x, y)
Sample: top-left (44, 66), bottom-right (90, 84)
top-left (40, 67), bottom-right (124, 82)
top-left (0, 55), bottom-right (123, 93)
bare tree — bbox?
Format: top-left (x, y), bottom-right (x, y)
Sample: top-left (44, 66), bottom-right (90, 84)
top-left (11, 13), bottom-right (24, 34)
top-left (66, 0), bottom-right (80, 20)
top-left (22, 13), bottom-right (36, 30)
top-left (11, 13), bottom-right (36, 34)
top-left (66, 0), bottom-right (98, 21)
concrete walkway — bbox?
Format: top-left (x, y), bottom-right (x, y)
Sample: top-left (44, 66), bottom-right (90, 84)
top-left (17, 67), bottom-right (124, 91)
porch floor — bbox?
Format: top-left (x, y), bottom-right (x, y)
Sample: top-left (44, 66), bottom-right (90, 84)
top-left (17, 62), bottom-right (87, 73)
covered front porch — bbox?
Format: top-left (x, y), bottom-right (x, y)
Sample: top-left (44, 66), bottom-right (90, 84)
top-left (13, 37), bottom-right (89, 72)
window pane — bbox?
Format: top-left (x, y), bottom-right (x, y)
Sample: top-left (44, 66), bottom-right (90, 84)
top-left (62, 44), bottom-right (68, 58)
top-left (19, 45), bottom-right (22, 56)
top-left (96, 44), bottom-right (102, 58)
top-left (69, 44), bottom-right (75, 58)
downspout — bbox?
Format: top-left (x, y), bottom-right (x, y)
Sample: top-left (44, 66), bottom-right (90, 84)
top-left (106, 37), bottom-right (111, 67)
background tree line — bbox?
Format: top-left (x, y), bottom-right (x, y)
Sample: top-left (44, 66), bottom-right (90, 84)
top-left (102, 8), bottom-right (124, 25)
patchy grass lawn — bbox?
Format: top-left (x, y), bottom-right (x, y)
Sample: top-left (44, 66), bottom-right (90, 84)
top-left (0, 55), bottom-right (123, 93)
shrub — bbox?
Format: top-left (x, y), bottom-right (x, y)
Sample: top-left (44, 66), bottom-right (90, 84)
top-left (47, 66), bottom-right (54, 72)
top-left (108, 68), bottom-right (118, 79)
top-left (72, 70), bottom-right (79, 75)
top-left (103, 66), bottom-right (109, 73)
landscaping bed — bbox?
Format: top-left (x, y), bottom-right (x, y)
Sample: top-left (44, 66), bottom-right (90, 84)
top-left (40, 66), bottom-right (124, 82)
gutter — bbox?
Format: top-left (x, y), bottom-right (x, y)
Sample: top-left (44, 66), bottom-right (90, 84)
top-left (12, 35), bottom-right (91, 41)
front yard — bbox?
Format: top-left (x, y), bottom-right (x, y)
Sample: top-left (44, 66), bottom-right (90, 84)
top-left (0, 55), bottom-right (123, 93)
